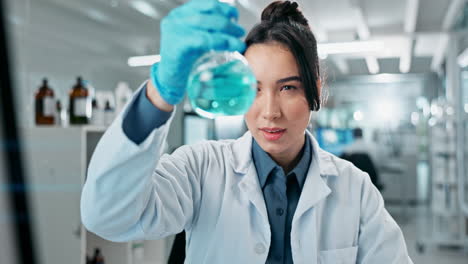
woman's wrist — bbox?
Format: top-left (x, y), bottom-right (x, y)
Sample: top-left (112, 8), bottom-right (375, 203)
top-left (146, 79), bottom-right (174, 113)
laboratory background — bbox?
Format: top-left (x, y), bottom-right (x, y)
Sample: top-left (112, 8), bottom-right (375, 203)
top-left (1, 0), bottom-right (468, 263)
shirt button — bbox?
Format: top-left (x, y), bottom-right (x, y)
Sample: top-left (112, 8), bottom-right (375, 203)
top-left (276, 208), bottom-right (284, 216)
top-left (254, 243), bottom-right (266, 254)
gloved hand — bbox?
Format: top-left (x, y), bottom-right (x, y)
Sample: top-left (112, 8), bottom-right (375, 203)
top-left (151, 0), bottom-right (246, 105)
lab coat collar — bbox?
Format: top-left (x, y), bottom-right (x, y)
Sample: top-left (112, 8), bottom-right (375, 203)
top-left (230, 130), bottom-right (337, 221)
top-left (230, 130), bottom-right (339, 177)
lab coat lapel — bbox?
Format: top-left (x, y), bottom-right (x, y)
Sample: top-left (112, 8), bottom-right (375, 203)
top-left (230, 132), bottom-right (269, 224)
top-left (238, 164), bottom-right (269, 222)
top-left (293, 132), bottom-right (335, 222)
top-left (290, 133), bottom-right (336, 262)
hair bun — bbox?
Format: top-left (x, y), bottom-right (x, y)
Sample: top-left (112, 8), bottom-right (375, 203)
top-left (261, 1), bottom-right (308, 26)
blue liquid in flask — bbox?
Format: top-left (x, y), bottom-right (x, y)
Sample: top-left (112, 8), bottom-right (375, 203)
top-left (187, 51), bottom-right (257, 119)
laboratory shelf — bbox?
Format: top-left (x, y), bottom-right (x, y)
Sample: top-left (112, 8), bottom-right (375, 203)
top-left (22, 126), bottom-right (173, 264)
top-left (417, 108), bottom-right (468, 254)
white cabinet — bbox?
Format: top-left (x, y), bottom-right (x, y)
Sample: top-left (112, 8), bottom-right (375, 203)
top-left (22, 126), bottom-right (173, 264)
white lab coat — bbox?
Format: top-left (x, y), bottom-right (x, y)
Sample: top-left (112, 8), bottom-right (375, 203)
top-left (81, 84), bottom-right (413, 264)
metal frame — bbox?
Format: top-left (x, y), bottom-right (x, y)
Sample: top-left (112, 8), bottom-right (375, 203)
top-left (0, 0), bottom-right (38, 262)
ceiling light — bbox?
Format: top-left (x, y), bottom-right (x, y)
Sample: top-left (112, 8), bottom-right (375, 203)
top-left (458, 47), bottom-right (468, 68)
top-left (128, 55), bottom-right (161, 67)
top-left (317, 40), bottom-right (384, 55)
top-left (129, 41), bottom-right (385, 67)
top-left (130, 1), bottom-right (160, 19)
top-left (86, 9), bottom-right (109, 23)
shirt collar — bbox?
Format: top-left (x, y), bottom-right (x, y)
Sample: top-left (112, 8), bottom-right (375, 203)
top-left (251, 134), bottom-right (312, 189)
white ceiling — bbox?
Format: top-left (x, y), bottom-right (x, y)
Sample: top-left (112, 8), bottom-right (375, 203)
top-left (5, 0), bottom-right (466, 78)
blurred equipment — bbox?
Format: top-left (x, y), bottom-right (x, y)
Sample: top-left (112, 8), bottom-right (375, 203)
top-left (315, 127), bottom-right (353, 156)
top-left (114, 81), bottom-right (132, 115)
top-left (214, 115), bottom-right (246, 140)
top-left (55, 99), bottom-right (66, 127)
top-left (90, 99), bottom-right (104, 126)
top-left (95, 91), bottom-right (116, 127)
top-left (341, 128), bottom-right (383, 190)
top-left (183, 113), bottom-right (214, 145)
top-left (341, 152), bottom-right (382, 190)
top-left (103, 100), bottom-right (115, 126)
top-left (86, 248), bottom-right (105, 264)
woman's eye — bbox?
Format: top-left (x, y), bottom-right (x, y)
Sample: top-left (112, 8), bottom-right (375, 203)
top-left (281, 85), bottom-right (296, 91)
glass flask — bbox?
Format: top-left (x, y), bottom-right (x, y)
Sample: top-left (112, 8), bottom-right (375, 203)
top-left (187, 51), bottom-right (257, 119)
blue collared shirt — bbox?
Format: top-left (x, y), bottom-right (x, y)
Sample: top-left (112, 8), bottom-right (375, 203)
top-left (252, 137), bottom-right (311, 264)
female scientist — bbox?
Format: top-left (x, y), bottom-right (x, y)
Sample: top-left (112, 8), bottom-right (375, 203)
top-left (81, 0), bottom-right (413, 263)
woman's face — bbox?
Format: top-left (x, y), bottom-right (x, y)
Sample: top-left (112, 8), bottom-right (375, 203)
top-left (244, 42), bottom-right (311, 163)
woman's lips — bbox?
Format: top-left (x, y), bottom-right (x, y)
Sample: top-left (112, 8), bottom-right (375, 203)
top-left (259, 127), bottom-right (286, 141)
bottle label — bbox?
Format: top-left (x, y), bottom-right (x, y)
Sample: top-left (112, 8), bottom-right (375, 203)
top-left (43, 96), bottom-right (55, 117)
top-left (74, 98), bottom-right (89, 117)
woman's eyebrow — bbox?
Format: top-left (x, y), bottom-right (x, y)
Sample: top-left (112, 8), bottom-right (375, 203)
top-left (276, 76), bottom-right (301, 84)
top-left (256, 76), bottom-right (301, 85)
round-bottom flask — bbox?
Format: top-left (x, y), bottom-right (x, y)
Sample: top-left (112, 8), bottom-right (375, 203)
top-left (187, 51), bottom-right (257, 119)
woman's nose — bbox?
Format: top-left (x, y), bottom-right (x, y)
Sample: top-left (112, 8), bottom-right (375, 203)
top-left (261, 93), bottom-right (281, 120)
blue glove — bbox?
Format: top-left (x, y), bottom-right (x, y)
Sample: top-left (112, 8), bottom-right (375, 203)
top-left (151, 0), bottom-right (246, 105)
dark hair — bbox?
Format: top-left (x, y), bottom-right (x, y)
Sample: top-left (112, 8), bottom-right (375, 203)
top-left (245, 1), bottom-right (321, 111)
top-left (353, 128), bottom-right (363, 139)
